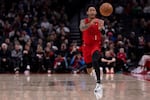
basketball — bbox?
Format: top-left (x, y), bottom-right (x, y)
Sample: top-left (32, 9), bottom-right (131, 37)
top-left (99, 3), bottom-right (113, 16)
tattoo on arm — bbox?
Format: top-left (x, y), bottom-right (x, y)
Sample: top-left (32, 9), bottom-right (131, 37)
top-left (79, 19), bottom-right (90, 31)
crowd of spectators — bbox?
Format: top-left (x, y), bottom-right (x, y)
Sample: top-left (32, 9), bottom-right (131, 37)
top-left (0, 0), bottom-right (73, 73)
top-left (0, 0), bottom-right (149, 74)
top-left (97, 0), bottom-right (150, 73)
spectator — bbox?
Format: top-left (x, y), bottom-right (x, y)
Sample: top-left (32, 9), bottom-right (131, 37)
top-left (56, 35), bottom-right (69, 48)
top-left (18, 31), bottom-right (30, 46)
top-left (115, 4), bottom-right (124, 15)
top-left (143, 4), bottom-right (150, 13)
top-left (131, 55), bottom-right (150, 74)
top-left (40, 17), bottom-right (53, 37)
top-left (22, 23), bottom-right (31, 36)
top-left (131, 42), bottom-right (150, 74)
top-left (0, 43), bottom-right (11, 73)
top-left (116, 48), bottom-right (127, 72)
top-left (34, 45), bottom-right (45, 73)
top-left (4, 38), bottom-right (13, 50)
top-left (4, 20), bottom-right (11, 37)
top-left (105, 24), bottom-right (115, 37)
top-left (46, 42), bottom-right (58, 53)
top-left (109, 48), bottom-right (116, 57)
top-left (139, 55), bottom-right (150, 68)
top-left (69, 52), bottom-right (86, 73)
top-left (56, 22), bottom-right (70, 35)
top-left (22, 44), bottom-right (33, 73)
top-left (126, 32), bottom-right (137, 61)
top-left (101, 51), bottom-right (116, 74)
top-left (37, 38), bottom-right (44, 48)
top-left (67, 42), bottom-right (79, 63)
top-left (54, 53), bottom-right (66, 73)
top-left (69, 42), bottom-right (79, 56)
top-left (138, 42), bottom-right (150, 68)
top-left (102, 38), bottom-right (110, 51)
top-left (41, 17), bottom-right (53, 31)
top-left (11, 43), bottom-right (22, 73)
top-left (60, 43), bottom-right (68, 56)
top-left (137, 36), bottom-right (145, 60)
top-left (44, 46), bottom-right (54, 73)
top-left (37, 27), bottom-right (45, 39)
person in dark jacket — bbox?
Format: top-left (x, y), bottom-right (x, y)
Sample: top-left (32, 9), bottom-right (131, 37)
top-left (22, 44), bottom-right (33, 73)
top-left (101, 51), bottom-right (116, 74)
top-left (53, 53), bottom-right (66, 73)
top-left (0, 43), bottom-right (11, 73)
top-left (44, 47), bottom-right (54, 73)
top-left (35, 45), bottom-right (45, 73)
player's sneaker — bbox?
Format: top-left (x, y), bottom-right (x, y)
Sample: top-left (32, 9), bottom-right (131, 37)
top-left (94, 83), bottom-right (103, 99)
top-left (94, 83), bottom-right (102, 92)
top-left (27, 65), bottom-right (30, 70)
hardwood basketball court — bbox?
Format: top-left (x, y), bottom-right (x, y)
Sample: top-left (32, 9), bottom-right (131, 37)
top-left (0, 74), bottom-right (150, 100)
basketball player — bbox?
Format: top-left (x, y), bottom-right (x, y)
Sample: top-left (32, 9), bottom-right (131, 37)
top-left (79, 5), bottom-right (104, 92)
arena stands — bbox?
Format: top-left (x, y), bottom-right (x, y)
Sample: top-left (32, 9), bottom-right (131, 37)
top-left (0, 0), bottom-right (149, 74)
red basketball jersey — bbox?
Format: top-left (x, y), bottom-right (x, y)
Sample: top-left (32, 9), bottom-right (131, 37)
top-left (81, 18), bottom-right (102, 63)
top-left (82, 18), bottom-right (102, 46)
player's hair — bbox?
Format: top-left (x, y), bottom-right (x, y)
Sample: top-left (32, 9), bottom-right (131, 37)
top-left (86, 4), bottom-right (96, 11)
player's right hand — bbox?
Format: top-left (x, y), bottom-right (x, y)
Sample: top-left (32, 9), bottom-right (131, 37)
top-left (90, 18), bottom-right (104, 30)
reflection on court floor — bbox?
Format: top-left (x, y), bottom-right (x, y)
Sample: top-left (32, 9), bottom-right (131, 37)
top-left (0, 74), bottom-right (150, 100)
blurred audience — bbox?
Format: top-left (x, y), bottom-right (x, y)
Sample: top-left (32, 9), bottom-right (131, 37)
top-left (0, 0), bottom-right (149, 74)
